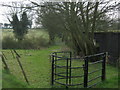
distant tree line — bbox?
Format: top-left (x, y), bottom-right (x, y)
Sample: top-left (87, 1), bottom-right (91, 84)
top-left (0, 22), bottom-right (32, 29)
top-left (0, 23), bottom-right (12, 29)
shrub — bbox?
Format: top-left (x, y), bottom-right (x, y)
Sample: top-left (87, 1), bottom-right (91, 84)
top-left (2, 36), bottom-right (49, 49)
top-left (2, 36), bottom-right (18, 49)
top-left (34, 35), bottom-right (49, 49)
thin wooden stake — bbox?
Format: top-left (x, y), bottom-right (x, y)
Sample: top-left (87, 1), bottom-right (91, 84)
top-left (10, 50), bottom-right (15, 59)
top-left (2, 55), bottom-right (9, 70)
top-left (13, 50), bottom-right (21, 58)
top-left (2, 52), bottom-right (8, 60)
top-left (16, 56), bottom-right (29, 85)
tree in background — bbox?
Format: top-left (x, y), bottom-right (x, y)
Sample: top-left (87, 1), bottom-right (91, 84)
top-left (32, 1), bottom-right (119, 56)
top-left (2, 1), bottom-right (33, 40)
top-left (32, 1), bottom-right (119, 55)
top-left (11, 12), bottom-right (29, 41)
top-left (36, 3), bottom-right (64, 45)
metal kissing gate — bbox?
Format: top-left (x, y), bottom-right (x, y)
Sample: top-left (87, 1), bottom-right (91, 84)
top-left (51, 52), bottom-right (106, 88)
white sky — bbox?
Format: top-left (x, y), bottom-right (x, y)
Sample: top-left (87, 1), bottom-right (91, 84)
top-left (0, 0), bottom-right (119, 24)
top-left (0, 0), bottom-right (32, 24)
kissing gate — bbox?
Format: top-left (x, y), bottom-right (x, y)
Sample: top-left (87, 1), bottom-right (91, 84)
top-left (51, 52), bottom-right (107, 88)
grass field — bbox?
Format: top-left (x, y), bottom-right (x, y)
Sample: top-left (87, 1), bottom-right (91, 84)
top-left (2, 29), bottom-right (49, 39)
top-left (2, 70), bottom-right (30, 88)
top-left (2, 45), bottom-right (62, 88)
top-left (1, 29), bottom-right (119, 88)
top-left (2, 45), bottom-right (118, 88)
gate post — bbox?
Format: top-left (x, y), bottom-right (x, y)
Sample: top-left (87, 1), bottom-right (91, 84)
top-left (84, 57), bottom-right (88, 88)
top-left (66, 58), bottom-right (69, 88)
top-left (54, 52), bottom-right (57, 83)
top-left (102, 52), bottom-right (106, 81)
top-left (51, 55), bottom-right (55, 85)
top-left (69, 52), bottom-right (72, 85)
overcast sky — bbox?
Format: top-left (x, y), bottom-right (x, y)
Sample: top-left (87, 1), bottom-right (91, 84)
top-left (0, 0), bottom-right (31, 24)
top-left (0, 0), bottom-right (119, 24)
top-left (0, 0), bottom-right (69, 24)
top-left (0, 0), bottom-right (19, 23)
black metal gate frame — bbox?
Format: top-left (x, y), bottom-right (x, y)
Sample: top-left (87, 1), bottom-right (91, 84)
top-left (51, 51), bottom-right (107, 88)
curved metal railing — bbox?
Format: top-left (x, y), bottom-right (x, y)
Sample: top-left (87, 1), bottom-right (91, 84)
top-left (51, 52), bottom-right (107, 88)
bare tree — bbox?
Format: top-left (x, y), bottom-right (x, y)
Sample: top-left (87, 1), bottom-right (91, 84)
top-left (1, 2), bottom-right (32, 41)
top-left (32, 1), bottom-right (119, 56)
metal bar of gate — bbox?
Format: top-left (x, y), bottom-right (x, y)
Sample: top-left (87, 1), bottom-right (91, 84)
top-left (66, 58), bottom-right (69, 88)
top-left (55, 53), bottom-right (57, 81)
top-left (51, 55), bottom-right (55, 85)
top-left (84, 57), bottom-right (88, 88)
top-left (102, 52), bottom-right (106, 81)
top-left (84, 53), bottom-right (105, 58)
top-left (69, 52), bottom-right (72, 85)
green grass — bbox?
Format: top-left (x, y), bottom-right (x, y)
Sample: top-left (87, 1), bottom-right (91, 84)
top-left (2, 70), bottom-right (30, 88)
top-left (2, 45), bottom-right (119, 88)
top-left (2, 45), bottom-right (62, 88)
top-left (95, 65), bottom-right (118, 88)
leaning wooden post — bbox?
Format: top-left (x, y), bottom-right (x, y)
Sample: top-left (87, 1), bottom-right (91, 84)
top-left (2, 52), bottom-right (8, 61)
top-left (10, 50), bottom-right (15, 59)
top-left (84, 57), bottom-right (88, 88)
top-left (13, 50), bottom-right (21, 58)
top-left (102, 52), bottom-right (106, 81)
top-left (2, 55), bottom-right (9, 70)
top-left (16, 55), bottom-right (29, 85)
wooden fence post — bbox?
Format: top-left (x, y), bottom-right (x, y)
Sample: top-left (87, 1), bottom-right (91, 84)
top-left (84, 57), bottom-right (88, 88)
top-left (102, 53), bottom-right (106, 81)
